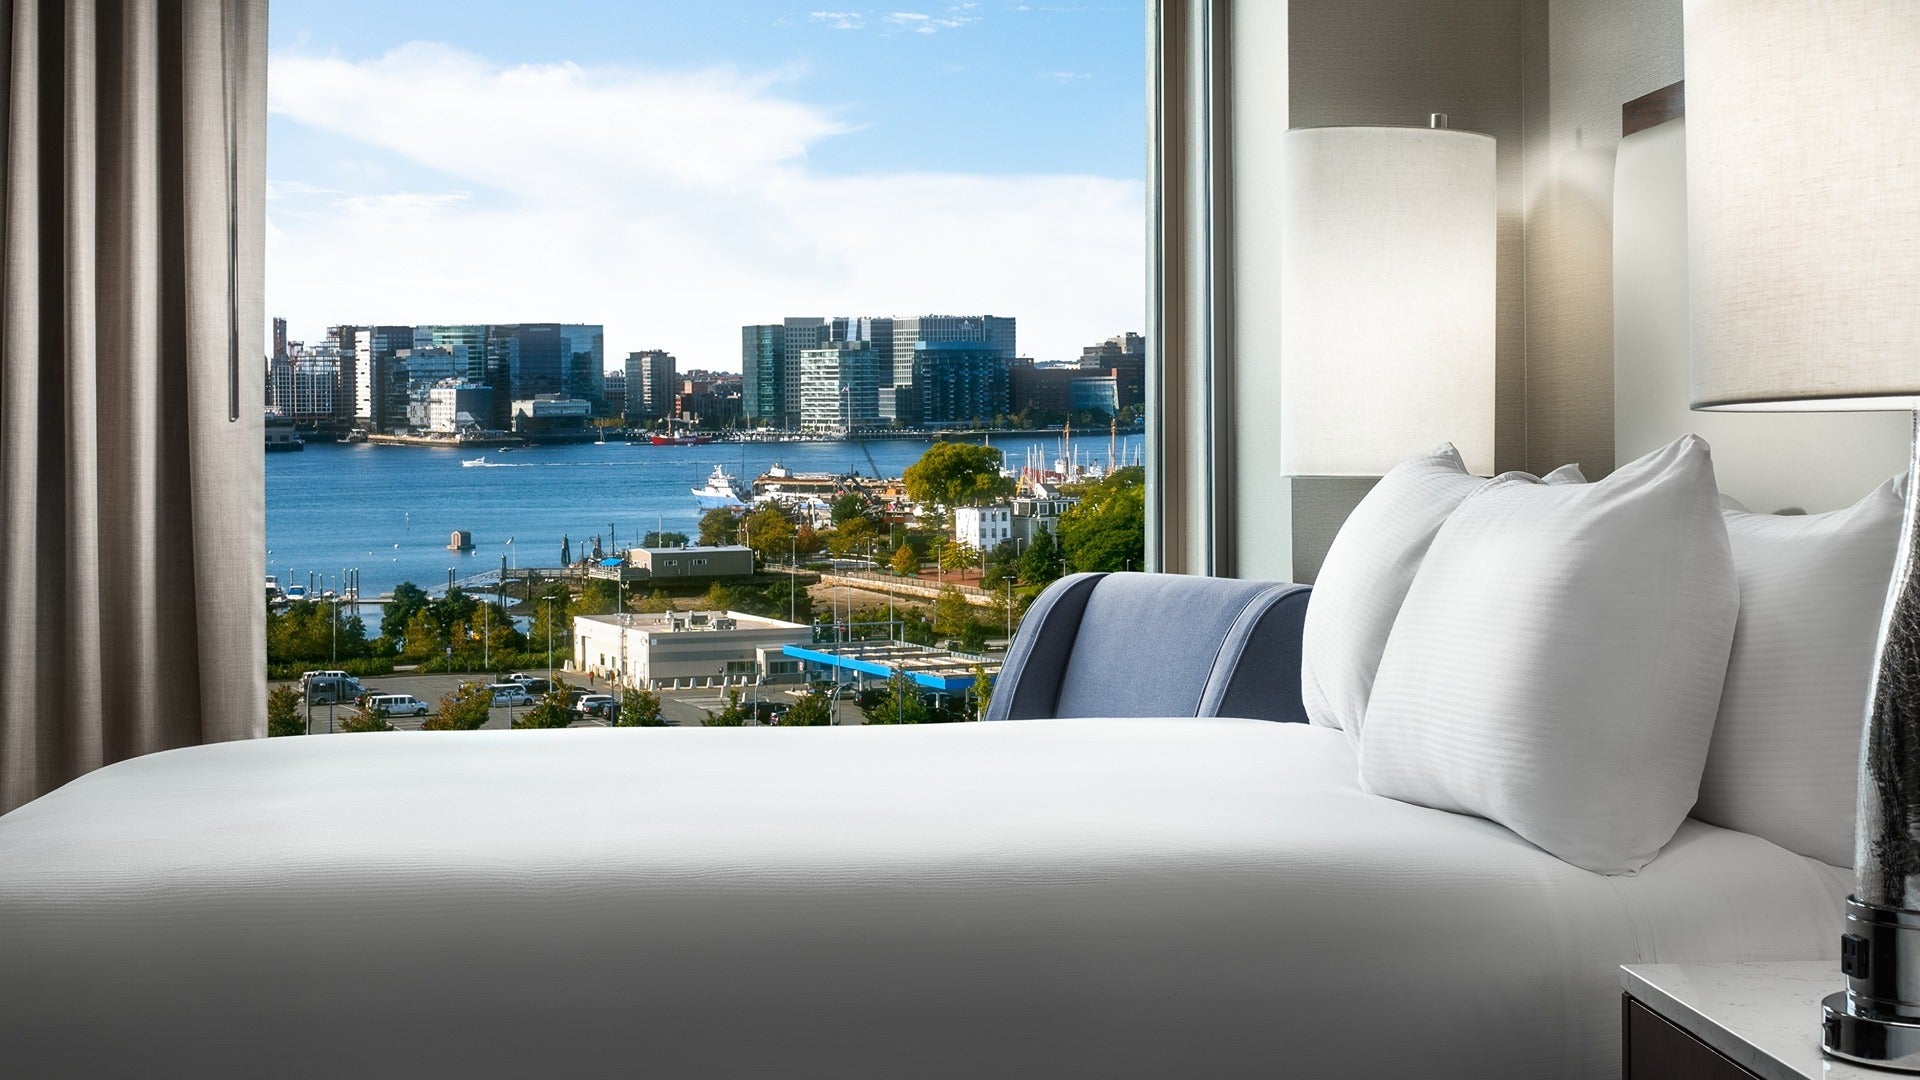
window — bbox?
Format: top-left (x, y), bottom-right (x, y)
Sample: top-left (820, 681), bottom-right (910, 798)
top-left (264, 1), bottom-right (1146, 729)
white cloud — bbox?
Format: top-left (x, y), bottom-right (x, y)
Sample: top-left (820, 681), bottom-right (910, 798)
top-left (884, 5), bottom-right (980, 34)
top-left (809, 11), bottom-right (866, 30)
top-left (266, 44), bottom-right (1143, 372)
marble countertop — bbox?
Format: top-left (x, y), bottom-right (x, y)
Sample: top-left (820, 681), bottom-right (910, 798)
top-left (1622, 962), bottom-right (1884, 1080)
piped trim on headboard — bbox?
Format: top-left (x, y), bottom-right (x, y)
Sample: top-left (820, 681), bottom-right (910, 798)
top-left (1623, 81), bottom-right (1685, 137)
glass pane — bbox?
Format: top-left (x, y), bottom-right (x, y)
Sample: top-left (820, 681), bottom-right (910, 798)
top-left (264, 1), bottom-right (1146, 731)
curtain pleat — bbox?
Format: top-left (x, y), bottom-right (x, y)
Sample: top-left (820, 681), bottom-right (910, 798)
top-left (1, 0), bottom-right (265, 814)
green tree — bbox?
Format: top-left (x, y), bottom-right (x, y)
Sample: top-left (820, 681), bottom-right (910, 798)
top-left (782, 688), bottom-right (834, 726)
top-left (514, 678), bottom-right (576, 729)
top-left (642, 530), bottom-right (690, 547)
top-left (890, 544), bottom-right (919, 576)
top-left (903, 442), bottom-right (1015, 508)
top-left (968, 664), bottom-right (994, 720)
top-left (861, 673), bottom-right (930, 725)
top-left (701, 581), bottom-right (737, 612)
top-left (527, 585), bottom-right (572, 665)
top-left (638, 589), bottom-right (675, 613)
top-left (267, 685), bottom-right (305, 737)
top-left (698, 507), bottom-right (740, 546)
top-left (829, 493), bottom-right (869, 524)
top-left (381, 582), bottom-right (430, 651)
top-left (898, 607), bottom-right (935, 646)
top-left (400, 610), bottom-right (443, 660)
top-left (701, 688), bottom-right (749, 726)
top-left (617, 687), bottom-right (667, 727)
top-left (940, 539), bottom-right (977, 574)
top-left (425, 682), bottom-right (492, 731)
top-left (794, 523), bottom-right (822, 557)
top-left (826, 515), bottom-right (878, 558)
top-left (339, 707), bottom-right (394, 733)
top-left (1058, 467), bottom-right (1146, 574)
top-left (932, 586), bottom-right (975, 641)
top-left (740, 503), bottom-right (797, 564)
top-left (1020, 524), bottom-right (1063, 584)
top-left (578, 578), bottom-right (621, 616)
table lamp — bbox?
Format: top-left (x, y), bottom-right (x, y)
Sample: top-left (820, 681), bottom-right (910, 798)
top-left (1682, 0), bottom-right (1920, 1068)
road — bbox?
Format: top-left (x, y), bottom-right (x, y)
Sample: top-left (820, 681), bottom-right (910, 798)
top-left (278, 670), bottom-right (868, 732)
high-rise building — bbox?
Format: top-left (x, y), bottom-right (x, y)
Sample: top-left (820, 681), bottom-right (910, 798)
top-left (348, 324), bottom-right (411, 432)
top-left (1080, 331), bottom-right (1146, 410)
top-left (560, 324), bottom-right (605, 406)
top-left (625, 349), bottom-right (678, 422)
top-left (781, 317), bottom-right (828, 429)
top-left (798, 341), bottom-right (881, 431)
top-left (415, 325), bottom-right (489, 384)
top-left (602, 370), bottom-right (628, 418)
top-left (741, 324), bottom-right (785, 426)
top-left (271, 317), bottom-right (287, 363)
top-left (916, 341), bottom-right (1011, 427)
top-left (886, 315), bottom-right (1015, 426)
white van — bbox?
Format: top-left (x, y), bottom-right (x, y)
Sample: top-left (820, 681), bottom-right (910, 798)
top-left (362, 693), bottom-right (428, 718)
top-left (302, 675), bottom-right (363, 704)
top-left (299, 669), bottom-right (349, 687)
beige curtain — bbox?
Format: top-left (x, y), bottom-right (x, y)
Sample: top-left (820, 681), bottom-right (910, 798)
top-left (1, 0), bottom-right (266, 813)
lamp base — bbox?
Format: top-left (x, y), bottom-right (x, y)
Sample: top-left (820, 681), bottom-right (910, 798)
top-left (1824, 992), bottom-right (1920, 1072)
top-left (1825, 896), bottom-right (1920, 1072)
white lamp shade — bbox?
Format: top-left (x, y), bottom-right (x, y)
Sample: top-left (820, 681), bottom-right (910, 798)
top-left (1685, 0), bottom-right (1920, 411)
top-left (1280, 126), bottom-right (1496, 476)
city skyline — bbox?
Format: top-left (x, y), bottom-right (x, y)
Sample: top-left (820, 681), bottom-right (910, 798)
top-left (265, 1), bottom-right (1147, 374)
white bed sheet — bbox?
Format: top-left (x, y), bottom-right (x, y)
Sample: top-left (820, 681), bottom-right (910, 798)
top-left (0, 718), bottom-right (1846, 1078)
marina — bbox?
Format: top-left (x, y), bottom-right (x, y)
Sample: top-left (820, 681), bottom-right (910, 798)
top-left (267, 430), bottom-right (1144, 600)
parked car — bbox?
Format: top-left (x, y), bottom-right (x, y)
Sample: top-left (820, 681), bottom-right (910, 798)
top-left (302, 675), bottom-right (363, 705)
top-left (505, 673), bottom-right (553, 696)
top-left (574, 695), bottom-right (615, 719)
top-left (361, 693), bottom-right (428, 718)
top-left (488, 684), bottom-right (535, 708)
top-left (298, 669), bottom-right (349, 687)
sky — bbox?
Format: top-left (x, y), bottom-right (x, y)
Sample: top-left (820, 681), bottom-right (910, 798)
top-left (266, 1), bottom-right (1147, 373)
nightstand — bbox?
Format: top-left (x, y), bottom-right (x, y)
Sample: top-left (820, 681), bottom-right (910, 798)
top-left (1622, 962), bottom-right (1887, 1080)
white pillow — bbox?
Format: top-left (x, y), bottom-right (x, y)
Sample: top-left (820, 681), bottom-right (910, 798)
top-left (1692, 474), bottom-right (1904, 868)
top-left (1358, 435), bottom-right (1737, 874)
top-left (1300, 446), bottom-right (1584, 741)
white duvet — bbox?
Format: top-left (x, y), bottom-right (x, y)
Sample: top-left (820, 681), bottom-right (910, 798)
top-left (0, 718), bottom-right (1845, 1078)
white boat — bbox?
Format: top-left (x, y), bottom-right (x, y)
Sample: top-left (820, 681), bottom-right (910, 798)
top-left (462, 457), bottom-right (487, 467)
top-left (692, 465), bottom-right (750, 510)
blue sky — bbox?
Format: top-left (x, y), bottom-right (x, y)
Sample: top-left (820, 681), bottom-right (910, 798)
top-left (266, 1), bottom-right (1147, 370)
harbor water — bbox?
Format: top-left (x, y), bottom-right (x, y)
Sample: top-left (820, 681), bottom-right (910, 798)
top-left (267, 432), bottom-right (1145, 599)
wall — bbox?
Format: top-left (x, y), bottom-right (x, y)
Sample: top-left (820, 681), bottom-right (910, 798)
top-left (1519, 0), bottom-right (1681, 477)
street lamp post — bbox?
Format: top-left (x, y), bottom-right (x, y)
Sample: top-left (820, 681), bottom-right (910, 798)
top-left (789, 534), bottom-right (796, 623)
top-left (541, 595), bottom-right (557, 679)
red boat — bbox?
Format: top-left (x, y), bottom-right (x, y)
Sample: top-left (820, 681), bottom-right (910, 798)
top-left (649, 432), bottom-right (713, 446)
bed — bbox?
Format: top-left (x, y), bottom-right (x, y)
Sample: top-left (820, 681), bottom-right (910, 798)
top-left (0, 717), bottom-right (1845, 1078)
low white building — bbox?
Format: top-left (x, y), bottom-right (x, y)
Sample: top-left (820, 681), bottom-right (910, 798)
top-left (952, 504), bottom-right (1013, 550)
top-left (571, 610), bottom-right (812, 691)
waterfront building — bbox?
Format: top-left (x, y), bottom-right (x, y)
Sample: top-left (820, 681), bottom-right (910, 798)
top-left (798, 340), bottom-right (882, 430)
top-left (350, 324), bottom-right (412, 432)
top-left (509, 394), bottom-right (593, 435)
top-left (426, 382), bottom-right (492, 433)
top-left (626, 544), bottom-right (753, 580)
top-left (267, 352), bottom-right (342, 424)
top-left (1079, 331), bottom-right (1146, 409)
top-left (953, 504), bottom-right (1013, 551)
top-left (740, 323), bottom-right (784, 426)
top-left (672, 370), bottom-right (742, 428)
top-left (1070, 373), bottom-right (1120, 416)
top-left (915, 340), bottom-right (1011, 427)
top-left (625, 349), bottom-right (677, 422)
top-left (271, 317), bottom-right (287, 363)
top-left (780, 316), bottom-right (828, 429)
top-left (602, 369), bottom-right (627, 417)
top-left (886, 315), bottom-right (1016, 425)
top-left (1009, 359), bottom-right (1077, 419)
top-left (415, 324), bottom-right (489, 385)
top-left (571, 610), bottom-right (811, 691)
top-left (560, 324), bottom-right (605, 406)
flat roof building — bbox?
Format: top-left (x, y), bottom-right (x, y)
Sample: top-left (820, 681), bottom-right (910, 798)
top-left (572, 610), bottom-right (813, 691)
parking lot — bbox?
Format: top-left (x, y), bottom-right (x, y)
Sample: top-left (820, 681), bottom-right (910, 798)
top-left (277, 670), bottom-right (868, 732)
